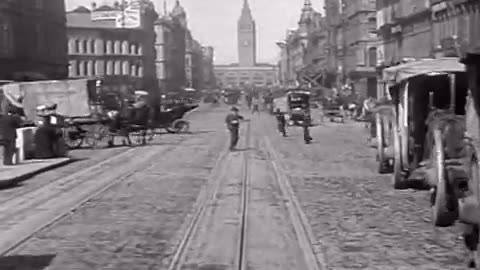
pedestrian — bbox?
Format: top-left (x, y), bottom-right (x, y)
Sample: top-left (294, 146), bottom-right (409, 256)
top-left (225, 106), bottom-right (247, 151)
top-left (302, 111), bottom-right (312, 144)
top-left (274, 108), bottom-right (287, 137)
top-left (0, 105), bottom-right (22, 165)
top-left (251, 98), bottom-right (259, 114)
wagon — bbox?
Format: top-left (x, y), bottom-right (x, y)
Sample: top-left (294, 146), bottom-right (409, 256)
top-left (322, 102), bottom-right (344, 123)
top-left (369, 99), bottom-right (395, 174)
top-left (382, 58), bottom-right (470, 226)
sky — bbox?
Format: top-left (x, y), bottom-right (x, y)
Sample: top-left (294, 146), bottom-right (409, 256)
top-left (65, 0), bottom-right (325, 65)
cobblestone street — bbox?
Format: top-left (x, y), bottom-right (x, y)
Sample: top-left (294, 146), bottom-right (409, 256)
top-left (0, 106), bottom-right (471, 269)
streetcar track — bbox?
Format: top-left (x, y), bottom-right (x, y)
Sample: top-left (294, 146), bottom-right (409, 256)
top-left (168, 117), bottom-right (323, 270)
top-left (0, 137), bottom-right (189, 256)
top-left (167, 120), bottom-right (251, 270)
top-left (264, 135), bottom-right (327, 270)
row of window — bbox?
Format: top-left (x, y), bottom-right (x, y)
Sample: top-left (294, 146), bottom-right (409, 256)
top-left (69, 39), bottom-right (142, 55)
top-left (69, 60), bottom-right (144, 77)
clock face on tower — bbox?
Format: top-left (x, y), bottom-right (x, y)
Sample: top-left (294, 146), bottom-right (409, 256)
top-left (243, 40), bottom-right (250, 46)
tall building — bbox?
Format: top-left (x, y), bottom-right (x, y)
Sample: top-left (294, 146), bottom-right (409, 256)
top-left (154, 0), bottom-right (211, 92)
top-left (0, 0), bottom-right (68, 81)
top-left (214, 0), bottom-right (276, 88)
top-left (238, 0), bottom-right (256, 67)
top-left (67, 1), bottom-right (158, 99)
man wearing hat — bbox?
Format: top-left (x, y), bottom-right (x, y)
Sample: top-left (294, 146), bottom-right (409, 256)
top-left (225, 106), bottom-right (246, 151)
top-left (131, 90), bottom-right (149, 123)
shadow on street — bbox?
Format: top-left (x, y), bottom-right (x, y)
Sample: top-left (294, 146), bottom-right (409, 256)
top-left (0, 254), bottom-right (56, 270)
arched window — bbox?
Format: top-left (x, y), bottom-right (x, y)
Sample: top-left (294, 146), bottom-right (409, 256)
top-left (131, 64), bottom-right (137, 76)
top-left (106, 61), bottom-right (113, 75)
top-left (92, 60), bottom-right (97, 75)
top-left (138, 64), bottom-right (143, 77)
top-left (89, 40), bottom-right (95, 55)
top-left (82, 40), bottom-right (88, 54)
top-left (130, 44), bottom-right (136, 55)
top-left (114, 41), bottom-right (121, 54)
top-left (122, 41), bottom-right (129, 54)
top-left (87, 61), bottom-right (93, 76)
top-left (137, 45), bottom-right (143, 55)
top-left (106, 40), bottom-right (113, 54)
top-left (68, 60), bottom-right (76, 77)
top-left (78, 61), bottom-right (85, 76)
top-left (75, 39), bottom-right (81, 53)
top-left (114, 61), bottom-right (121, 75)
top-left (68, 39), bottom-right (75, 54)
top-left (83, 61), bottom-right (89, 76)
top-left (122, 61), bottom-right (130, 75)
top-left (368, 47), bottom-right (377, 67)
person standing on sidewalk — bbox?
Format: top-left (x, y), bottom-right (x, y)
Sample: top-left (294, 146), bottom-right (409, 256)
top-left (225, 106), bottom-right (247, 151)
top-left (0, 106), bottom-right (22, 165)
top-left (274, 108), bottom-right (287, 137)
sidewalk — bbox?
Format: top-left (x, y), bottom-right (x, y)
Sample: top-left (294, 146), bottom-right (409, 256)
top-left (0, 158), bottom-right (72, 185)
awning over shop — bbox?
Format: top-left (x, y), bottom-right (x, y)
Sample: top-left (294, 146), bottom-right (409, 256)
top-left (382, 57), bottom-right (465, 83)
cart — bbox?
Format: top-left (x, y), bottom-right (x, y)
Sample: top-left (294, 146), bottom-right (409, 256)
top-left (286, 89), bottom-right (311, 126)
top-left (322, 101), bottom-right (344, 123)
top-left (383, 58), bottom-right (469, 227)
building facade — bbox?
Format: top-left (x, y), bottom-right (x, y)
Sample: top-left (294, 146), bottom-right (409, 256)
top-left (431, 0), bottom-right (480, 59)
top-left (238, 0), bottom-right (256, 67)
top-left (201, 46), bottom-right (216, 89)
top-left (67, 1), bottom-right (158, 99)
top-left (340, 0), bottom-right (377, 98)
top-left (276, 0), bottom-right (329, 88)
top-left (213, 0), bottom-right (277, 88)
top-left (214, 64), bottom-right (276, 87)
top-left (154, 0), bottom-right (212, 93)
top-left (0, 0), bottom-right (68, 80)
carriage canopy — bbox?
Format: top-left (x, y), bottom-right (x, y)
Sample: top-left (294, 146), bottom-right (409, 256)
top-left (382, 58), bottom-right (465, 84)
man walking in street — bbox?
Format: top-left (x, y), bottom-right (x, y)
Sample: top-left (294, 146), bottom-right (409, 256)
top-left (0, 106), bottom-right (22, 165)
top-left (225, 106), bottom-right (247, 151)
top-left (274, 108), bottom-right (287, 137)
top-left (303, 111), bottom-right (313, 144)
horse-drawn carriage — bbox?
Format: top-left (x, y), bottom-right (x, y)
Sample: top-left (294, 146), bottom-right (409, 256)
top-left (286, 89), bottom-right (311, 126)
top-left (374, 52), bottom-right (480, 268)
top-left (322, 99), bottom-right (345, 123)
top-left (64, 88), bottom-right (198, 149)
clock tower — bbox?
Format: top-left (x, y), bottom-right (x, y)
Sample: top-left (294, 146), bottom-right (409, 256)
top-left (237, 0), bottom-right (256, 66)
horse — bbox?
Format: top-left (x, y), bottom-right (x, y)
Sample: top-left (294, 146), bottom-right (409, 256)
top-left (104, 105), bottom-right (154, 147)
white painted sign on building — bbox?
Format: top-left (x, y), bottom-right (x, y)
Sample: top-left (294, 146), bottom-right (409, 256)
top-left (91, 10), bottom-right (121, 21)
top-left (115, 2), bottom-right (142, 28)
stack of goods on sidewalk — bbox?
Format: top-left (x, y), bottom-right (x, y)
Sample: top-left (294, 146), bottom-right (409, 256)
top-left (0, 80), bottom-right (79, 167)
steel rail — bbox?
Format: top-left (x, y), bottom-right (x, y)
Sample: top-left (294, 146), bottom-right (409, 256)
top-left (168, 121), bottom-right (252, 270)
top-left (0, 137), bottom-right (189, 256)
top-left (264, 135), bottom-right (328, 270)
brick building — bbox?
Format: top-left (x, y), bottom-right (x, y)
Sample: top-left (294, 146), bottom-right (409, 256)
top-left (0, 0), bottom-right (68, 80)
top-left (67, 0), bottom-right (158, 99)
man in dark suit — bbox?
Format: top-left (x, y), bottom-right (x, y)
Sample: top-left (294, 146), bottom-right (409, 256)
top-left (225, 106), bottom-right (247, 151)
top-left (0, 106), bottom-right (22, 165)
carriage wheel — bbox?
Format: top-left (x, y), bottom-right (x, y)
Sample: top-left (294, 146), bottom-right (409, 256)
top-left (431, 128), bottom-right (459, 227)
top-left (84, 124), bottom-right (108, 149)
top-left (128, 130), bottom-right (147, 146)
top-left (392, 116), bottom-right (406, 189)
top-left (63, 126), bottom-right (84, 150)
